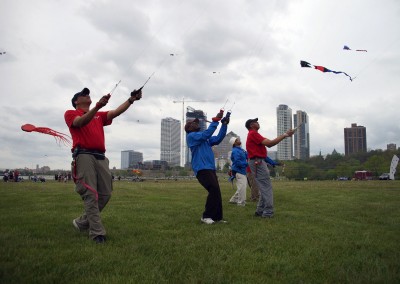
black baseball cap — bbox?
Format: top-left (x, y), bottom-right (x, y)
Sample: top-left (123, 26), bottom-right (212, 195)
top-left (245, 118), bottom-right (258, 129)
top-left (71, 88), bottom-right (90, 108)
top-left (184, 118), bottom-right (200, 133)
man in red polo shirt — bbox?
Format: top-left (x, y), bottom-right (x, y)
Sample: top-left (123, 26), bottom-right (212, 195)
top-left (65, 87), bottom-right (142, 243)
top-left (245, 118), bottom-right (294, 218)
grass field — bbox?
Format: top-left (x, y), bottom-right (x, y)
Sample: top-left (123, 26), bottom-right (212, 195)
top-left (0, 179), bottom-right (399, 283)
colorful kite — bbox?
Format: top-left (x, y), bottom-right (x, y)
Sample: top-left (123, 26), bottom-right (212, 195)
top-left (343, 45), bottom-right (367, 52)
top-left (21, 124), bottom-right (71, 146)
top-left (300, 60), bottom-right (353, 81)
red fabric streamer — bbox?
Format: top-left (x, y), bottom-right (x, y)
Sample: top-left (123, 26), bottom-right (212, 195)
top-left (21, 124), bottom-right (72, 146)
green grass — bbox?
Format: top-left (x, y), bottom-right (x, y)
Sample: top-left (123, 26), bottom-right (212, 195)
top-left (1, 180), bottom-right (399, 283)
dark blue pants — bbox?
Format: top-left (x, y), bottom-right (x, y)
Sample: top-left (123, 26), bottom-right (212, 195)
top-left (196, 170), bottom-right (223, 221)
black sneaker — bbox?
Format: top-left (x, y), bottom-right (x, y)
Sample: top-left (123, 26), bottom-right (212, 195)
top-left (93, 235), bottom-right (106, 244)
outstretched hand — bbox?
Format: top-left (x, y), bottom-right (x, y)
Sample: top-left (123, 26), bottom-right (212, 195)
top-left (130, 88), bottom-right (142, 101)
top-left (212, 110), bottom-right (224, 122)
top-left (286, 129), bottom-right (295, 137)
top-left (96, 94), bottom-right (111, 109)
top-left (221, 111), bottom-right (231, 125)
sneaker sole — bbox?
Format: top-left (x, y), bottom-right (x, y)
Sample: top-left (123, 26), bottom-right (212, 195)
top-left (72, 220), bottom-right (81, 231)
top-left (201, 218), bottom-right (215, 225)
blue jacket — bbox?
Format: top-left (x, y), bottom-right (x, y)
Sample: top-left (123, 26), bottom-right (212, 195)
top-left (265, 156), bottom-right (279, 167)
top-left (187, 121), bottom-right (227, 176)
top-left (231, 146), bottom-right (248, 175)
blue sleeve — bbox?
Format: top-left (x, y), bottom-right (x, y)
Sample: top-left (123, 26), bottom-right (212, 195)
top-left (209, 123), bottom-right (227, 146)
top-left (265, 156), bottom-right (278, 166)
top-left (187, 122), bottom-right (218, 147)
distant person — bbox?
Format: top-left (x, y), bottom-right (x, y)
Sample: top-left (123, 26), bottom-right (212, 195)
top-left (65, 86), bottom-right (142, 243)
top-left (245, 118), bottom-right (294, 218)
top-left (185, 110), bottom-right (229, 224)
top-left (3, 172), bottom-right (8, 182)
top-left (14, 170), bottom-right (19, 182)
top-left (228, 136), bottom-right (248, 206)
top-left (8, 171), bottom-right (13, 182)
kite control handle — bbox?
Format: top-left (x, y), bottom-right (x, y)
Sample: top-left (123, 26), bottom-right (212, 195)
top-left (221, 111), bottom-right (231, 125)
top-left (130, 87), bottom-right (143, 101)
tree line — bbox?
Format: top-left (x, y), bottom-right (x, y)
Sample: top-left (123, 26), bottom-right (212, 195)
top-left (278, 149), bottom-right (399, 180)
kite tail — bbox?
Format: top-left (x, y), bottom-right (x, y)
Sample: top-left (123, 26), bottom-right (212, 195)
top-left (35, 127), bottom-right (72, 146)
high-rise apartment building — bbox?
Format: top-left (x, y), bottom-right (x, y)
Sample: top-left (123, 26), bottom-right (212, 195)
top-left (344, 123), bottom-right (367, 155)
top-left (213, 131), bottom-right (238, 160)
top-left (121, 150), bottom-right (143, 169)
top-left (293, 110), bottom-right (310, 160)
top-left (160, 117), bottom-right (181, 167)
top-left (276, 104), bottom-right (293, 160)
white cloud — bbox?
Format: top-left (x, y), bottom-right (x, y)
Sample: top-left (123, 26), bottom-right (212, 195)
top-left (1, 0), bottom-right (399, 170)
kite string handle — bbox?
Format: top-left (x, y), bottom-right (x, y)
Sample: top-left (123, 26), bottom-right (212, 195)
top-left (109, 80), bottom-right (121, 95)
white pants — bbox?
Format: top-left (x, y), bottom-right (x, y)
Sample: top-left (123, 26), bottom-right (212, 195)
top-left (229, 172), bottom-right (247, 205)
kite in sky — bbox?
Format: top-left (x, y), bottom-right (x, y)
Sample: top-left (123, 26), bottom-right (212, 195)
top-left (21, 124), bottom-right (71, 147)
top-left (300, 60), bottom-right (353, 81)
top-left (343, 45), bottom-right (367, 52)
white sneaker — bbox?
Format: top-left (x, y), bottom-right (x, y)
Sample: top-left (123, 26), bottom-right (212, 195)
top-left (237, 202), bottom-right (246, 207)
top-left (72, 219), bottom-right (80, 231)
top-left (201, 218), bottom-right (215, 225)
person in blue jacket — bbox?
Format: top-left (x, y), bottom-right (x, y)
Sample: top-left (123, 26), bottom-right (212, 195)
top-left (185, 110), bottom-right (229, 224)
top-left (228, 136), bottom-right (248, 206)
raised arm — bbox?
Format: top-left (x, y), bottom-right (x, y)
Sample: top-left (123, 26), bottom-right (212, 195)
top-left (107, 89), bottom-right (142, 120)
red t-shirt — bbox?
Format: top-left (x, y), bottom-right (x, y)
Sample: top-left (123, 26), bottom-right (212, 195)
top-left (64, 109), bottom-right (112, 152)
top-left (246, 129), bottom-right (267, 159)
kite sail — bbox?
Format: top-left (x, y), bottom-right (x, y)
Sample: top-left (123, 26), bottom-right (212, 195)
top-left (389, 155), bottom-right (399, 180)
top-left (21, 124), bottom-right (71, 147)
top-left (300, 60), bottom-right (353, 81)
top-left (343, 45), bottom-right (367, 52)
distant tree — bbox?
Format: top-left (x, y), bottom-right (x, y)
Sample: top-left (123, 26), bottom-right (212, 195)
top-left (363, 155), bottom-right (387, 177)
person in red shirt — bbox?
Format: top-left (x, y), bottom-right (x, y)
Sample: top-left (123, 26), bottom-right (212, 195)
top-left (245, 118), bottom-right (294, 218)
top-left (65, 87), bottom-right (142, 243)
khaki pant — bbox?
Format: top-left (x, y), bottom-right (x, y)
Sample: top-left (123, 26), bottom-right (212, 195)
top-left (229, 172), bottom-right (247, 205)
top-left (247, 171), bottom-right (260, 201)
top-left (72, 154), bottom-right (112, 239)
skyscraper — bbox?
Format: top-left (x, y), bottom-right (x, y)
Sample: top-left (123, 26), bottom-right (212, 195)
top-left (213, 131), bottom-right (238, 160)
top-left (160, 117), bottom-right (181, 167)
top-left (121, 150), bottom-right (143, 169)
top-left (344, 123), bottom-right (367, 155)
top-left (293, 110), bottom-right (310, 160)
top-left (276, 104), bottom-right (293, 160)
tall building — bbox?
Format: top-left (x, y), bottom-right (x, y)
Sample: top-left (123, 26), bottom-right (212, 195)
top-left (121, 150), bottom-right (143, 169)
top-left (213, 131), bottom-right (238, 160)
top-left (344, 123), bottom-right (367, 155)
top-left (276, 104), bottom-right (293, 160)
top-left (160, 117), bottom-right (181, 167)
top-left (293, 110), bottom-right (310, 160)
top-left (185, 107), bottom-right (207, 167)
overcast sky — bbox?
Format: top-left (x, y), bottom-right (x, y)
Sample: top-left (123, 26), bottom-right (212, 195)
top-left (1, 0), bottom-right (399, 170)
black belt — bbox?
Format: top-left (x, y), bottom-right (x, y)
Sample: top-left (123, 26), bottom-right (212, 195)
top-left (249, 156), bottom-right (265, 160)
top-left (72, 148), bottom-right (105, 160)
